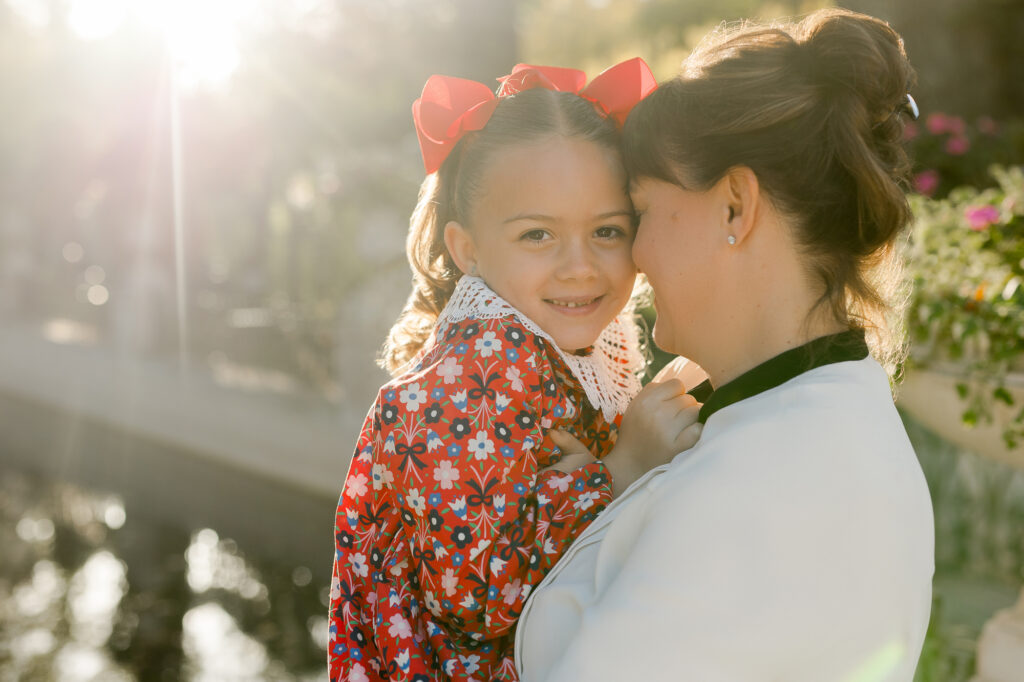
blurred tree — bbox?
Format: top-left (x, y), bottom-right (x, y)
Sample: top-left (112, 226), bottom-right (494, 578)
top-left (843, 0), bottom-right (1024, 119)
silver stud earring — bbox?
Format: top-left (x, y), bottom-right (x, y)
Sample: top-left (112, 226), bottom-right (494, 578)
top-left (727, 235), bottom-right (737, 245)
top-left (469, 265), bottom-right (478, 276)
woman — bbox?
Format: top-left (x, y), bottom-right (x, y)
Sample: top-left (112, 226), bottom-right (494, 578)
top-left (515, 9), bottom-right (935, 681)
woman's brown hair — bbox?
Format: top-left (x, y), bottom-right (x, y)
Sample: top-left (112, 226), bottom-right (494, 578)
top-left (380, 88), bottom-right (621, 376)
top-left (623, 8), bottom-right (916, 375)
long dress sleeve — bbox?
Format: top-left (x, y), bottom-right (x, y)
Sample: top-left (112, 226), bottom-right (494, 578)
top-left (381, 319), bottom-right (613, 644)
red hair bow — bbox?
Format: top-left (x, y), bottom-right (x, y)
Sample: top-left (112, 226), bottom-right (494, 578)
top-left (412, 57), bottom-right (657, 174)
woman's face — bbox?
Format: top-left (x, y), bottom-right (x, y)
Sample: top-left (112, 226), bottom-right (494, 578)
top-left (450, 136), bottom-right (638, 351)
top-left (630, 176), bottom-right (723, 356)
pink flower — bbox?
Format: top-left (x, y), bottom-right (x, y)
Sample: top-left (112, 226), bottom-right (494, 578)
top-left (926, 113), bottom-right (950, 135)
top-left (965, 205), bottom-right (1000, 231)
top-left (433, 460), bottom-right (460, 489)
top-left (977, 115), bottom-right (999, 135)
top-left (346, 472), bottom-right (369, 499)
top-left (947, 116), bottom-right (966, 135)
top-left (501, 579), bottom-right (524, 605)
top-left (388, 614), bottom-right (412, 640)
top-left (945, 135), bottom-right (970, 155)
top-left (913, 169), bottom-right (941, 196)
top-left (902, 121), bottom-right (919, 141)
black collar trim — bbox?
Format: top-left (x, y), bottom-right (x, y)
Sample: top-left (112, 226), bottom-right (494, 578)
top-left (690, 329), bottom-right (869, 424)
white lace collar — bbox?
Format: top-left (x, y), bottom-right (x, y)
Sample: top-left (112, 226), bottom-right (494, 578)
top-left (430, 275), bottom-right (645, 421)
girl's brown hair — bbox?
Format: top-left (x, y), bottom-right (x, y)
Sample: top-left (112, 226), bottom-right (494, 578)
top-left (380, 88), bottom-right (621, 375)
top-left (623, 8), bottom-right (916, 375)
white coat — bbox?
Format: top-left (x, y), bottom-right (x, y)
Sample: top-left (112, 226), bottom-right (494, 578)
top-left (515, 353), bottom-right (935, 682)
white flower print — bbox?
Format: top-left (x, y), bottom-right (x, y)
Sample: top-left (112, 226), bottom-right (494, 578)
top-left (441, 567), bottom-right (459, 597)
top-left (574, 491), bottom-right (597, 511)
top-left (424, 590), bottom-right (442, 617)
top-left (492, 494), bottom-right (506, 514)
top-left (495, 393), bottom-right (512, 412)
top-left (547, 473), bottom-right (572, 493)
top-left (433, 460), bottom-right (460, 489)
top-left (459, 654), bottom-right (482, 675)
top-left (437, 356), bottom-right (464, 384)
top-left (406, 488), bottom-right (426, 515)
top-left (537, 492), bottom-right (550, 506)
top-left (350, 552), bottom-right (369, 578)
top-left (468, 431), bottom-right (495, 460)
top-left (501, 578), bottom-right (523, 605)
top-left (460, 594), bottom-right (479, 610)
top-left (388, 614), bottom-right (413, 640)
top-left (504, 365), bottom-right (524, 393)
top-left (346, 473), bottom-right (369, 499)
top-left (399, 382), bottom-right (427, 411)
top-left (349, 662), bottom-right (369, 682)
top-left (371, 463), bottom-right (394, 491)
top-left (330, 576), bottom-right (341, 601)
top-left (489, 555), bottom-right (506, 575)
top-left (396, 650), bottom-right (410, 672)
top-left (474, 331), bottom-right (502, 357)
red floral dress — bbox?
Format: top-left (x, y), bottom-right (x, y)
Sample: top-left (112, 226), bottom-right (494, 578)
top-left (328, 307), bottom-right (633, 682)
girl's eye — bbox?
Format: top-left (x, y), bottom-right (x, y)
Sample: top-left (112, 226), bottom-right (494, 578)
top-left (520, 229), bottom-right (549, 243)
top-left (595, 225), bottom-right (627, 240)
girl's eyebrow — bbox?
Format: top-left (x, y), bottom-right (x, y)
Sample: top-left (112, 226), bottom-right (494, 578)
top-left (502, 210), bottom-right (633, 225)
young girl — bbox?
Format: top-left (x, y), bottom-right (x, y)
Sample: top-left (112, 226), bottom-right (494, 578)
top-left (329, 58), bottom-right (700, 682)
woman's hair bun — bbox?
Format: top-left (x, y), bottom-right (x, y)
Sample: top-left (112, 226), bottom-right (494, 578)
top-left (796, 9), bottom-right (915, 134)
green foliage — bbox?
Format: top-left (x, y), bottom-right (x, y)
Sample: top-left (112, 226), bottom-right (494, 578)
top-left (905, 165), bottom-right (1024, 448)
top-left (520, 0), bottom-right (832, 79)
top-left (905, 113), bottom-right (1024, 199)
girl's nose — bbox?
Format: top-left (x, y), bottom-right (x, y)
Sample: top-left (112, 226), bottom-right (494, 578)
top-left (556, 240), bottom-right (598, 281)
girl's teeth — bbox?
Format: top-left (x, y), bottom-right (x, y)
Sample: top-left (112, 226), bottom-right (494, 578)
top-left (551, 298), bottom-right (597, 308)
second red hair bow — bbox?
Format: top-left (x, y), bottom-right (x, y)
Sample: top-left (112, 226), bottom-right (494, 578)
top-left (412, 57), bottom-right (657, 174)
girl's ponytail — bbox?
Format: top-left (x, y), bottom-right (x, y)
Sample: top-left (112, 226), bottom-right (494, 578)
top-left (379, 171), bottom-right (460, 376)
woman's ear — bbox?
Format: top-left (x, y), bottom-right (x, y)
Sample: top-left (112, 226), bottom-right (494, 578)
top-left (721, 166), bottom-right (760, 247)
top-left (443, 221), bottom-right (477, 275)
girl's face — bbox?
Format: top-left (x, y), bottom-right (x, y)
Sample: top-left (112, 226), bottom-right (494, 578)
top-left (447, 136), bottom-right (637, 352)
top-left (629, 176), bottom-right (722, 356)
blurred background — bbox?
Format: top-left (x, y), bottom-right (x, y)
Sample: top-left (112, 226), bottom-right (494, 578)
top-left (1, 0), bottom-right (1023, 680)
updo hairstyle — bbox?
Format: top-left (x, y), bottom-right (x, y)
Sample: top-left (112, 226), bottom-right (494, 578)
top-left (623, 8), bottom-right (917, 374)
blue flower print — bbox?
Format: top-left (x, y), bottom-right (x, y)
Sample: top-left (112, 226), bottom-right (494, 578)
top-left (513, 482), bottom-right (527, 495)
top-left (384, 389), bottom-right (396, 401)
top-left (488, 585), bottom-right (500, 600)
top-left (553, 404), bottom-right (565, 418)
top-left (573, 478), bottom-right (586, 492)
top-left (447, 443), bottom-right (462, 458)
top-left (431, 386), bottom-right (445, 400)
top-left (428, 492), bottom-right (442, 506)
top-left (500, 445), bottom-right (514, 458)
top-left (454, 342), bottom-right (469, 355)
top-left (452, 552), bottom-right (464, 566)
top-left (350, 648), bottom-right (363, 661)
top-left (505, 347), bottom-right (519, 363)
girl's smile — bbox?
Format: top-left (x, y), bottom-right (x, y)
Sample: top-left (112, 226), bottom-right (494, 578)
top-left (445, 135), bottom-right (638, 351)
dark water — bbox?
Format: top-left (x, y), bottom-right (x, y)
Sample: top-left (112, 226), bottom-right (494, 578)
top-left (3, 392), bottom-right (1023, 682)
top-left (0, 392), bottom-right (336, 681)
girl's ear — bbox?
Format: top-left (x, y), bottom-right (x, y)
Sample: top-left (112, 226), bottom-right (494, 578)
top-left (720, 166), bottom-right (760, 247)
top-left (443, 221), bottom-right (477, 275)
